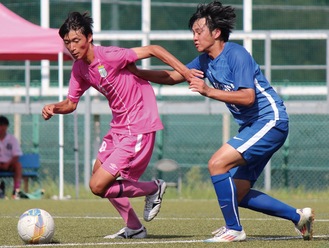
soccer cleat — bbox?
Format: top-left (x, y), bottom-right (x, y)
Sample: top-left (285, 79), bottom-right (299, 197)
top-left (295, 208), bottom-right (314, 240)
top-left (204, 226), bottom-right (246, 242)
top-left (143, 179), bottom-right (167, 222)
top-left (104, 226), bottom-right (147, 239)
top-left (12, 189), bottom-right (21, 200)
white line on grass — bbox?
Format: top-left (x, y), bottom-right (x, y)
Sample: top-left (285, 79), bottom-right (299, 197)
top-left (2, 235), bottom-right (329, 248)
top-left (1, 240), bottom-right (203, 248)
top-left (3, 215), bottom-right (329, 222)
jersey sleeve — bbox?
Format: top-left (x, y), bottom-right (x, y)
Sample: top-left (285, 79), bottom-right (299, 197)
top-left (67, 63), bottom-right (90, 103)
top-left (11, 135), bottom-right (23, 157)
top-left (100, 46), bottom-right (138, 70)
top-left (186, 56), bottom-right (203, 70)
top-left (228, 47), bottom-right (255, 89)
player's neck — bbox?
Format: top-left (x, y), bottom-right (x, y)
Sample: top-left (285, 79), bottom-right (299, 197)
top-left (208, 41), bottom-right (225, 60)
top-left (83, 44), bottom-right (95, 65)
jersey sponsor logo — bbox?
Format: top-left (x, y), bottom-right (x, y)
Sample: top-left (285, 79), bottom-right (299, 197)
top-left (233, 136), bottom-right (244, 141)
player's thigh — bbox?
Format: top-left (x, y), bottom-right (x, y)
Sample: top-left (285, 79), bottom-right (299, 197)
top-left (92, 159), bottom-right (102, 174)
top-left (208, 143), bottom-right (246, 175)
top-left (89, 166), bottom-right (117, 195)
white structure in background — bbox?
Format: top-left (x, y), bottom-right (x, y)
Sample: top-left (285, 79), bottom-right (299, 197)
top-left (1, 1), bottom-right (329, 197)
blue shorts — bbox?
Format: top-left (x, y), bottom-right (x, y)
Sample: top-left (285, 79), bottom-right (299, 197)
top-left (228, 119), bottom-right (289, 186)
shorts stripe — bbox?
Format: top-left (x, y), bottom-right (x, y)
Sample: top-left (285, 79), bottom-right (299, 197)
top-left (237, 119), bottom-right (276, 153)
top-left (135, 134), bottom-right (143, 153)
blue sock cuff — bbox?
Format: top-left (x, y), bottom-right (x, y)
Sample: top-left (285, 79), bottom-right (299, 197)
top-left (211, 173), bottom-right (230, 184)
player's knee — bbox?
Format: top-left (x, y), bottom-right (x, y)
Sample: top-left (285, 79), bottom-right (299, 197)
top-left (208, 157), bottom-right (230, 175)
top-left (208, 157), bottom-right (221, 172)
top-left (89, 181), bottom-right (106, 197)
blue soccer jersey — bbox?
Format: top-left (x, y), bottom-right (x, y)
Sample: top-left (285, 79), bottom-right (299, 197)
top-left (186, 42), bottom-right (288, 128)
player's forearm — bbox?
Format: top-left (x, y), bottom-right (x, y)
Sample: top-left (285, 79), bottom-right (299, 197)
top-left (149, 45), bottom-right (189, 77)
top-left (207, 88), bottom-right (255, 106)
top-left (135, 69), bottom-right (179, 85)
top-left (53, 99), bottom-right (77, 114)
top-left (133, 45), bottom-right (189, 79)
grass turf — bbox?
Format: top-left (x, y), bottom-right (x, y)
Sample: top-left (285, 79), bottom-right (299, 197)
top-left (0, 194), bottom-right (328, 248)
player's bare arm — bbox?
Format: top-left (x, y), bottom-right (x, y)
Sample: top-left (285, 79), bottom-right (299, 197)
top-left (131, 45), bottom-right (203, 82)
top-left (42, 98), bottom-right (78, 120)
top-left (127, 63), bottom-right (184, 85)
top-left (189, 77), bottom-right (255, 106)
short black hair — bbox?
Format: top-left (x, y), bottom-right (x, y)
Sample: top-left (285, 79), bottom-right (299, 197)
top-left (188, 1), bottom-right (236, 42)
top-left (0, 116), bottom-right (9, 126)
top-left (59, 12), bottom-right (94, 41)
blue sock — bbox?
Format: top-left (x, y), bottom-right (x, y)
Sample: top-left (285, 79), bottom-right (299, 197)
top-left (239, 189), bottom-right (300, 224)
top-left (211, 173), bottom-right (242, 231)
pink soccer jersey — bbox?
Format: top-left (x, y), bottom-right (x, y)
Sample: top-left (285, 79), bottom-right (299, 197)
top-left (0, 133), bottom-right (23, 163)
top-left (68, 46), bottom-right (163, 135)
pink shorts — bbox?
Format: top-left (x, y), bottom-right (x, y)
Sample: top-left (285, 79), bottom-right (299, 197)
top-left (98, 131), bottom-right (156, 181)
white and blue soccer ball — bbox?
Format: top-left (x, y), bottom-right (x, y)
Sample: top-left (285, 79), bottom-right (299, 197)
top-left (17, 208), bottom-right (55, 244)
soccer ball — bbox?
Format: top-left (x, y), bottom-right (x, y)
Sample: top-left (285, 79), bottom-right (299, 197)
top-left (17, 208), bottom-right (55, 244)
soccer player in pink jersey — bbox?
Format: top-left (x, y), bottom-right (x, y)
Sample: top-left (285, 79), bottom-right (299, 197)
top-left (41, 12), bottom-right (192, 239)
top-left (0, 115), bottom-right (23, 199)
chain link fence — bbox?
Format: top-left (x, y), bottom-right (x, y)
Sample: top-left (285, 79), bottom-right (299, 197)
top-left (1, 1), bottom-right (329, 196)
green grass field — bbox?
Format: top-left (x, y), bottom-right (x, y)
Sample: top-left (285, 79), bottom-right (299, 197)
top-left (0, 188), bottom-right (328, 248)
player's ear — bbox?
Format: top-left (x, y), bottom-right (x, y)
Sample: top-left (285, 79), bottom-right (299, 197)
top-left (213, 28), bottom-right (221, 39)
top-left (87, 33), bottom-right (93, 43)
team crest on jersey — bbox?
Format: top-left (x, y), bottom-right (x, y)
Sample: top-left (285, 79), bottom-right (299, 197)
top-left (98, 65), bottom-right (107, 78)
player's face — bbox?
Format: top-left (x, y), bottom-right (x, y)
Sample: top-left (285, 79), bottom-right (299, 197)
top-left (191, 18), bottom-right (217, 54)
top-left (63, 30), bottom-right (92, 61)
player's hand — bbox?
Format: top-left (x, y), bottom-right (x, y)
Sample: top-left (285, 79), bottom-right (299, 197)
top-left (42, 104), bottom-right (55, 120)
top-left (183, 69), bottom-right (203, 83)
top-left (189, 77), bottom-right (210, 96)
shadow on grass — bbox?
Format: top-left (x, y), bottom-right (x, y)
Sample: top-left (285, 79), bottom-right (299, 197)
top-left (146, 234), bottom-right (195, 239)
top-left (248, 235), bottom-right (329, 241)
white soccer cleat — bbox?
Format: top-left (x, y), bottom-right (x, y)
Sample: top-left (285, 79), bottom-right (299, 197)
top-left (144, 179), bottom-right (167, 222)
top-left (295, 207), bottom-right (314, 240)
top-left (104, 226), bottom-right (147, 239)
top-left (205, 226), bottom-right (246, 242)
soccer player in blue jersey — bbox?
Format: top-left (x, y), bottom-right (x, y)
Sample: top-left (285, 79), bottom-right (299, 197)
top-left (128, 0), bottom-right (314, 243)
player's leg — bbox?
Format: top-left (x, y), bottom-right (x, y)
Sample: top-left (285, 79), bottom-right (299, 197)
top-left (104, 197), bottom-right (147, 239)
top-left (233, 120), bottom-right (314, 240)
top-left (95, 132), bottom-right (166, 238)
top-left (91, 158), bottom-right (149, 239)
top-left (103, 132), bottom-right (167, 222)
top-left (205, 143), bottom-right (247, 242)
top-left (235, 177), bottom-right (301, 222)
top-left (237, 182), bottom-right (314, 240)
top-left (91, 160), bottom-right (148, 238)
top-left (89, 133), bottom-right (159, 198)
top-left (1, 160), bottom-right (22, 199)
top-left (207, 119), bottom-right (286, 242)
top-left (90, 160), bottom-right (159, 198)
top-left (12, 160), bottom-right (22, 198)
